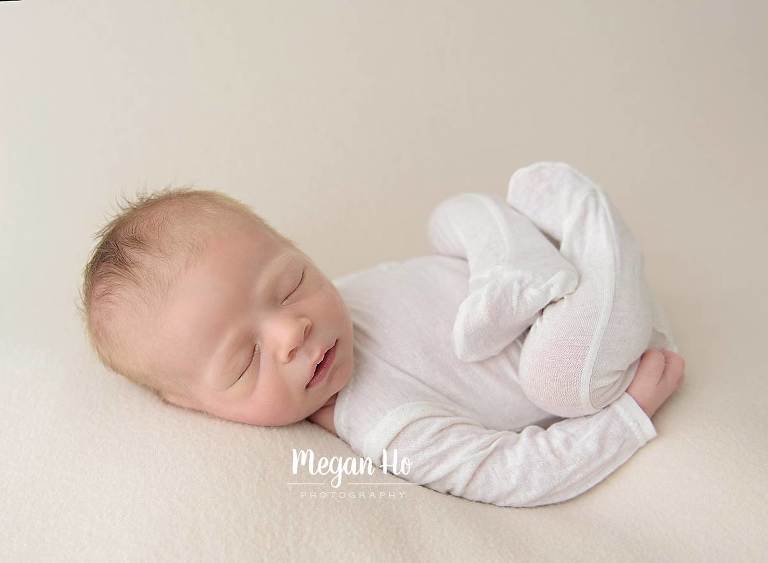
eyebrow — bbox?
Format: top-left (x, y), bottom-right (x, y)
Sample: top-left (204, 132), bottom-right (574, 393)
top-left (215, 251), bottom-right (299, 387)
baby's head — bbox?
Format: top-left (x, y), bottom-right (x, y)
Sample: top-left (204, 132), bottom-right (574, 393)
top-left (78, 187), bottom-right (354, 426)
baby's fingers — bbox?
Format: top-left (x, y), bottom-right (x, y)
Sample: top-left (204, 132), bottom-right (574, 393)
top-left (661, 350), bottom-right (686, 388)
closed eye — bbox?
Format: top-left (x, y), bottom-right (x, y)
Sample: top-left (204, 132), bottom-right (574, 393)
top-left (283, 267), bottom-right (305, 303)
top-left (234, 343), bottom-right (259, 384)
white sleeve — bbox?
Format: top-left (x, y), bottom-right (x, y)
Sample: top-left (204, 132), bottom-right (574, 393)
top-left (363, 393), bottom-right (657, 508)
top-left (426, 192), bottom-right (579, 362)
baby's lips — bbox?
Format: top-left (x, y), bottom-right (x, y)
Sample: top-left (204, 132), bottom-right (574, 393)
top-left (305, 340), bottom-right (336, 387)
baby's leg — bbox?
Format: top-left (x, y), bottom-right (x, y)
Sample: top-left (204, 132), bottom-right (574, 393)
top-left (507, 162), bottom-right (676, 418)
top-left (428, 192), bottom-right (580, 362)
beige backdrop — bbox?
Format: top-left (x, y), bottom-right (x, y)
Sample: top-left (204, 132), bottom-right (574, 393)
top-left (1, 1), bottom-right (766, 562)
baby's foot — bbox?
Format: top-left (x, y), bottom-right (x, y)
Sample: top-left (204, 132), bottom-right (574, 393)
top-left (427, 191), bottom-right (582, 363)
top-left (453, 265), bottom-right (579, 363)
top-left (506, 161), bottom-right (602, 243)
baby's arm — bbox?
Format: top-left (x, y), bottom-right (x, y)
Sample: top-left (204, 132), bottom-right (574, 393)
top-left (366, 392), bottom-right (656, 508)
top-left (427, 192), bottom-right (579, 363)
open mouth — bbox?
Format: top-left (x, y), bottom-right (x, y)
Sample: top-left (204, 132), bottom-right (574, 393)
top-left (306, 339), bottom-right (338, 389)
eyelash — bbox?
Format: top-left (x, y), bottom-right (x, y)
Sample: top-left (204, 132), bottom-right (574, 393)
top-left (236, 267), bottom-right (305, 383)
top-left (236, 344), bottom-right (259, 382)
top-left (282, 267), bottom-right (305, 304)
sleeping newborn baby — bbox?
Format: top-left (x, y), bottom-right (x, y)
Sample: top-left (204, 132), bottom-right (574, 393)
top-left (79, 161), bottom-right (685, 508)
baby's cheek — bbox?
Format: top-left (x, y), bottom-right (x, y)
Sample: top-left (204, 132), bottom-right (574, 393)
top-left (255, 378), bottom-right (304, 426)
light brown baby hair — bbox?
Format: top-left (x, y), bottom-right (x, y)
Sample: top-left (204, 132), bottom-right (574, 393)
top-left (77, 186), bottom-right (295, 401)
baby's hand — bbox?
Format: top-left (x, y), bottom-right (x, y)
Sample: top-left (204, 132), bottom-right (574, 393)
top-left (626, 349), bottom-right (686, 418)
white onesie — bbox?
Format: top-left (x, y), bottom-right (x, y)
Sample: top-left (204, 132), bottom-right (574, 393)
top-left (331, 162), bottom-right (676, 508)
